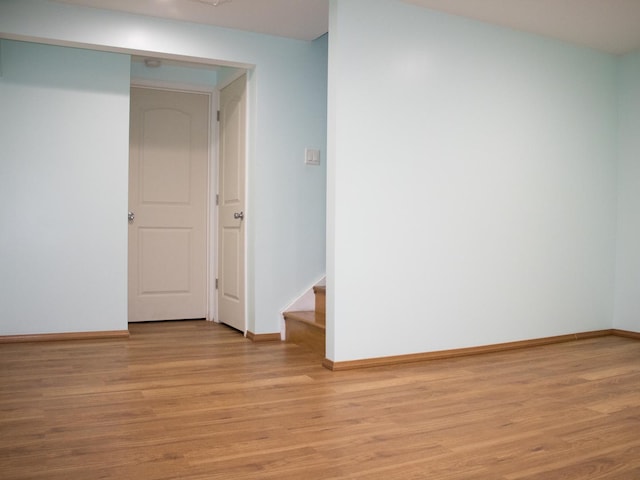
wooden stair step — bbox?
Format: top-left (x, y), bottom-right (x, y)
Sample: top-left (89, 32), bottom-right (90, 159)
top-left (284, 310), bottom-right (325, 326)
top-left (313, 286), bottom-right (326, 324)
top-left (284, 310), bottom-right (325, 356)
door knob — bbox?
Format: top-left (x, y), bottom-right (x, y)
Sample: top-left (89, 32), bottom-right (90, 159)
top-left (128, 211), bottom-right (135, 224)
top-left (233, 211), bottom-right (244, 220)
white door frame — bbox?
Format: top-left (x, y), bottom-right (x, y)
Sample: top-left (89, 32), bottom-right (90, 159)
top-left (129, 78), bottom-right (219, 323)
top-left (130, 71), bottom-right (250, 330)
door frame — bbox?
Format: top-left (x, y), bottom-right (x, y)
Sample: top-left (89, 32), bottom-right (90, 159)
top-left (130, 72), bottom-right (249, 331)
top-left (129, 78), bottom-right (220, 323)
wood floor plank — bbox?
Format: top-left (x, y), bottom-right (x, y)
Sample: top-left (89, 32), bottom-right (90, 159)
top-left (1, 321), bottom-right (639, 479)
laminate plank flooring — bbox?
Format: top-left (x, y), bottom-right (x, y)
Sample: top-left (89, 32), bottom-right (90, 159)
top-left (1, 321), bottom-right (639, 479)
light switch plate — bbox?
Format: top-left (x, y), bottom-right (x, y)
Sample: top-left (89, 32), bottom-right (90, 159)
top-left (305, 148), bottom-right (321, 166)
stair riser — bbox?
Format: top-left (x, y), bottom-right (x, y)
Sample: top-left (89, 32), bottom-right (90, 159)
top-left (313, 287), bottom-right (326, 325)
top-left (285, 319), bottom-right (325, 356)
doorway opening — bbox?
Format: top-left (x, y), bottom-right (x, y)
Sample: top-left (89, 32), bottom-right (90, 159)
top-left (127, 57), bottom-right (248, 332)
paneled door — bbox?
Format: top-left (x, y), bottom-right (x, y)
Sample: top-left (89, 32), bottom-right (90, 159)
top-left (128, 87), bottom-right (209, 322)
top-left (217, 74), bottom-right (247, 332)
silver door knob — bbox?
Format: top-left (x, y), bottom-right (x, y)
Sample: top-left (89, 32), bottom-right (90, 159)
top-left (233, 212), bottom-right (244, 220)
top-left (128, 211), bottom-right (135, 224)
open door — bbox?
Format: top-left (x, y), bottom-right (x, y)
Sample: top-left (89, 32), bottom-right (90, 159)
top-left (217, 74), bottom-right (247, 332)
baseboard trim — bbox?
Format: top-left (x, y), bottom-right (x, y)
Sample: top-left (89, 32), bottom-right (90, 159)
top-left (323, 329), bottom-right (614, 371)
top-left (612, 329), bottom-right (640, 340)
top-left (246, 331), bottom-right (281, 342)
top-left (0, 330), bottom-right (130, 344)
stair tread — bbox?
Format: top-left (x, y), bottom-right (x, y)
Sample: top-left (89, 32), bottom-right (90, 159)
top-left (283, 311), bottom-right (325, 329)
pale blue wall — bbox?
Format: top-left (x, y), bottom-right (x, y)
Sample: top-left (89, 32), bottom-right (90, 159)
top-left (131, 60), bottom-right (218, 87)
top-left (0, 0), bottom-right (328, 336)
top-left (217, 66), bottom-right (244, 88)
top-left (0, 40), bottom-right (130, 335)
top-left (3, 0), bottom-right (630, 353)
top-left (327, 0), bottom-right (618, 361)
top-left (614, 51), bottom-right (640, 332)
top-left (251, 33), bottom-right (328, 333)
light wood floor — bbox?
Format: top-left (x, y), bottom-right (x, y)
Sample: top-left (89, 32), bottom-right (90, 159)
top-left (1, 321), bottom-right (639, 479)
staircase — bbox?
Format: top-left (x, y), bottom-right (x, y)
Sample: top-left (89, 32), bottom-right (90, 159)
top-left (283, 286), bottom-right (326, 356)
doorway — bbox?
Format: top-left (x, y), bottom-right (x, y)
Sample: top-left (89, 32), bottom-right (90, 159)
top-left (127, 61), bottom-right (248, 330)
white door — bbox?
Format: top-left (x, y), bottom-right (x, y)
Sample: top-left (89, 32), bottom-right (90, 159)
top-left (129, 87), bottom-right (210, 322)
top-left (217, 74), bottom-right (247, 331)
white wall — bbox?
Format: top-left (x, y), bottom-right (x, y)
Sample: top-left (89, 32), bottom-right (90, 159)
top-left (0, 40), bottom-right (130, 335)
top-left (327, 0), bottom-right (618, 361)
top-left (614, 51), bottom-right (640, 332)
top-left (0, 0), bottom-right (327, 336)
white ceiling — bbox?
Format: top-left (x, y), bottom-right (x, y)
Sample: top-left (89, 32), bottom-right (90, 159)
top-left (54, 0), bottom-right (330, 41)
top-left (54, 0), bottom-right (640, 55)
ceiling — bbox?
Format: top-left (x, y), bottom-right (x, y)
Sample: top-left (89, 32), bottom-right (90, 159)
top-left (54, 0), bottom-right (330, 41)
top-left (54, 0), bottom-right (640, 55)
